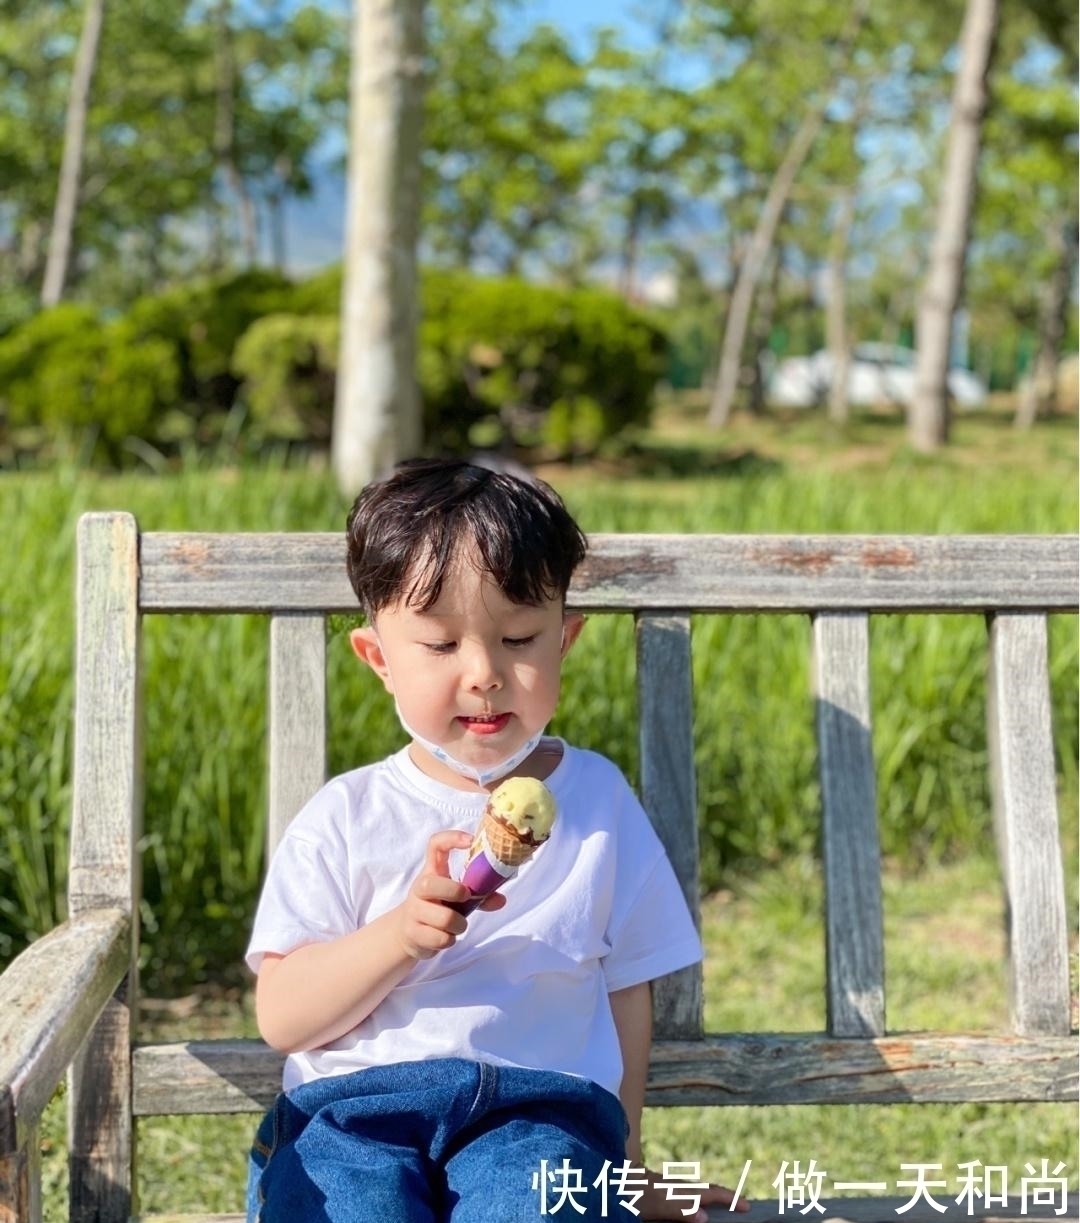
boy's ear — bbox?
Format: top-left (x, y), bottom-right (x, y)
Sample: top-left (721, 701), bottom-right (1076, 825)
top-left (349, 627), bottom-right (394, 693)
top-left (560, 613), bottom-right (586, 657)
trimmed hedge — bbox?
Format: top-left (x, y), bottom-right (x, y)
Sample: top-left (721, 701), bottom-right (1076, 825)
top-left (0, 268), bottom-right (665, 461)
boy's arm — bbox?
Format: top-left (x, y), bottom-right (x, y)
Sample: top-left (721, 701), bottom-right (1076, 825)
top-left (255, 830), bottom-right (502, 1053)
top-left (610, 980), bottom-right (749, 1222)
top-left (609, 981), bottom-right (652, 1164)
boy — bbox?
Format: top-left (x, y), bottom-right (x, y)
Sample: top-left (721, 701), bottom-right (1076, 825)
top-left (246, 458), bottom-right (745, 1221)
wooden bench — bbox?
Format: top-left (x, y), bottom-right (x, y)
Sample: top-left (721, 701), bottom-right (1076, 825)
top-left (1, 514), bottom-right (1077, 1223)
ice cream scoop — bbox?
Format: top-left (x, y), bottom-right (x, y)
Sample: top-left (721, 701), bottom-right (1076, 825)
top-left (449, 776), bottom-right (558, 915)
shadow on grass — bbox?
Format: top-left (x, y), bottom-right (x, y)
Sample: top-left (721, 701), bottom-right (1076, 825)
top-left (601, 439), bottom-right (785, 480)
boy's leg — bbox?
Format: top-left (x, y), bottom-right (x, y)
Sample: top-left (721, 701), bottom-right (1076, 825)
top-left (441, 1067), bottom-right (629, 1223)
top-left (250, 1064), bottom-right (455, 1223)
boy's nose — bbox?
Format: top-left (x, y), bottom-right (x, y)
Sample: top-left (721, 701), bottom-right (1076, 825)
top-left (463, 645), bottom-right (502, 691)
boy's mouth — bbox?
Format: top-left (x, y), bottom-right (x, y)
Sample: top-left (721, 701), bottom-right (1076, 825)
top-left (458, 713), bottom-right (512, 736)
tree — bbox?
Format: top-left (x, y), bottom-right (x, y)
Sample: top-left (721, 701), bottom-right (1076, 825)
top-left (909, 0), bottom-right (1000, 451)
top-left (41, 0), bottom-right (104, 305)
top-left (703, 0), bottom-right (871, 427)
top-left (333, 0), bottom-right (426, 497)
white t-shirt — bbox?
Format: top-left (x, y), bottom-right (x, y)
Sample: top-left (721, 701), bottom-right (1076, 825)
top-left (247, 740), bottom-right (702, 1098)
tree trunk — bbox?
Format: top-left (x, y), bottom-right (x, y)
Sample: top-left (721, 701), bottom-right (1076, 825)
top-left (41, 0), bottom-right (105, 307)
top-left (706, 107), bottom-right (825, 428)
top-left (214, 1), bottom-right (258, 267)
top-left (1015, 216), bottom-right (1075, 428)
top-left (332, 0), bottom-right (426, 497)
top-left (747, 251), bottom-right (780, 415)
top-left (909, 0), bottom-right (999, 452)
top-left (826, 184), bottom-right (858, 425)
top-left (619, 196), bottom-right (643, 301)
top-left (706, 0), bottom-right (869, 428)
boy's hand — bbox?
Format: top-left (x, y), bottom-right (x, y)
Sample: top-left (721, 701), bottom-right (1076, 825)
top-left (637, 1167), bottom-right (750, 1221)
top-left (394, 830), bottom-right (505, 960)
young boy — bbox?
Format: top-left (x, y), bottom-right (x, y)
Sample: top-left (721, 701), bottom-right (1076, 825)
top-left (246, 458), bottom-right (745, 1222)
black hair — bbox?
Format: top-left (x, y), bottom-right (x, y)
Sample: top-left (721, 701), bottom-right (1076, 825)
top-left (345, 458), bottom-right (588, 618)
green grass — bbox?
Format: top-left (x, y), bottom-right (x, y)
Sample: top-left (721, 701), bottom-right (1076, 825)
top-left (1, 411), bottom-right (1077, 987)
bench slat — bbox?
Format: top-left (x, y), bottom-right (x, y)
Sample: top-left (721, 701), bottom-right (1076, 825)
top-left (637, 614), bottom-right (703, 1040)
top-left (133, 1031), bottom-right (1078, 1115)
top-left (986, 613), bottom-right (1071, 1037)
top-left (70, 513), bottom-right (141, 1223)
top-left (813, 613), bottom-right (885, 1038)
top-left (137, 533), bottom-right (1080, 613)
top-left (268, 614), bottom-right (327, 854)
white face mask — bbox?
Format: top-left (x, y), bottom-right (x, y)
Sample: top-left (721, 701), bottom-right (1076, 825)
top-left (376, 627), bottom-right (563, 789)
top-left (392, 700), bottom-right (545, 788)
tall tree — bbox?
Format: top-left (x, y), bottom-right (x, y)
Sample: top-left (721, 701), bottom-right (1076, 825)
top-left (41, 0), bottom-right (104, 305)
top-left (909, 0), bottom-right (1000, 451)
top-left (705, 0), bottom-right (870, 428)
top-left (333, 0), bottom-right (425, 497)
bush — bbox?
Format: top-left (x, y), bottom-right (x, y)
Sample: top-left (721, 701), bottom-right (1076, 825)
top-left (232, 313), bottom-right (340, 441)
top-left (0, 305), bottom-right (179, 447)
top-left (418, 271), bottom-right (665, 455)
top-left (125, 269), bottom-right (296, 419)
top-left (225, 269), bottom-right (665, 457)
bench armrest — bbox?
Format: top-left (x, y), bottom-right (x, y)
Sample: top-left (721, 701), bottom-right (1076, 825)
top-left (0, 908), bottom-right (130, 1152)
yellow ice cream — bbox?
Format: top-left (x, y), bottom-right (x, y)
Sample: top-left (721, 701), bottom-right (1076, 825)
top-left (488, 776), bottom-right (557, 842)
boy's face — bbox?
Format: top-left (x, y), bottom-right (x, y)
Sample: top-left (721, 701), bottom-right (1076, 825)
top-left (350, 550), bottom-right (584, 790)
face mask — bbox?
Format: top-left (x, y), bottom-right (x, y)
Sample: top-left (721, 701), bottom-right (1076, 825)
top-left (393, 700), bottom-right (545, 788)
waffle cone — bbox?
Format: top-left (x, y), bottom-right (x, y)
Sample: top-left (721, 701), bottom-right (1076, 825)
top-left (478, 811), bottom-right (543, 868)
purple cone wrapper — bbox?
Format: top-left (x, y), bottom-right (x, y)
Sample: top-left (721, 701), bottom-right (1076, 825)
top-left (447, 839), bottom-right (519, 915)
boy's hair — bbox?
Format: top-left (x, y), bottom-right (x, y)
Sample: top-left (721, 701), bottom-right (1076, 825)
top-left (345, 458), bottom-right (588, 618)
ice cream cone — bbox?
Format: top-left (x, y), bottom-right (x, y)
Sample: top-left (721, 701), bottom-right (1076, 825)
top-left (475, 812), bottom-right (542, 868)
top-left (452, 776), bottom-right (558, 913)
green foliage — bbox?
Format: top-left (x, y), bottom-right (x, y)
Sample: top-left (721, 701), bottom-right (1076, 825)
top-left (126, 269), bottom-right (297, 412)
top-left (232, 313), bottom-right (340, 441)
top-left (419, 271), bottom-right (665, 455)
top-left (0, 304), bottom-right (179, 445)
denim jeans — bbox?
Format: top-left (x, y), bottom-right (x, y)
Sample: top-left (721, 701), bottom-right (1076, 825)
top-left (246, 1057), bottom-right (629, 1222)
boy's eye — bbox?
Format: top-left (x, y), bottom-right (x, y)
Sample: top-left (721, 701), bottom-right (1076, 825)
top-left (504, 635), bottom-right (537, 648)
top-left (423, 641), bottom-right (457, 654)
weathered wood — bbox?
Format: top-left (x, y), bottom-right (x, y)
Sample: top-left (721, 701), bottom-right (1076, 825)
top-left (812, 613), bottom-right (885, 1037)
top-left (137, 533), bottom-right (1079, 614)
top-left (0, 1127), bottom-right (40, 1223)
top-left (268, 614), bottom-right (327, 854)
top-left (69, 513), bottom-right (141, 1223)
top-left (637, 614), bottom-right (703, 1040)
top-left (133, 1040), bottom-right (280, 1115)
top-left (986, 613), bottom-right (1071, 1037)
top-left (70, 991), bottom-right (135, 1223)
top-left (0, 910), bottom-right (129, 1153)
top-left (71, 513), bottom-right (141, 915)
top-left (132, 1030), bottom-right (1078, 1116)
top-left (646, 1033), bottom-right (1078, 1106)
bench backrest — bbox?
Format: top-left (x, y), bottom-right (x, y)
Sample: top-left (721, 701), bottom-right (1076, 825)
top-left (60, 516), bottom-right (1080, 1216)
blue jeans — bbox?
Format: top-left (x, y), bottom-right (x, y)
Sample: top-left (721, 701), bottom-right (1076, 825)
top-left (247, 1057), bottom-right (629, 1222)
